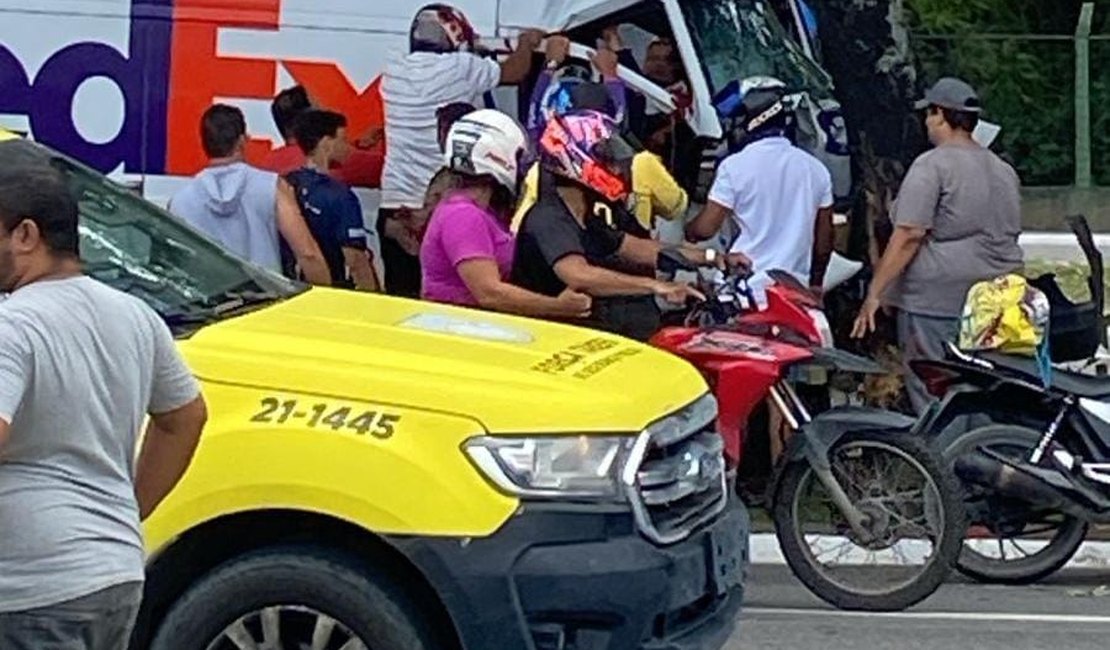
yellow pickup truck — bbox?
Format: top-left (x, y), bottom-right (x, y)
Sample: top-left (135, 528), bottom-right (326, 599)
top-left (2, 131), bottom-right (748, 650)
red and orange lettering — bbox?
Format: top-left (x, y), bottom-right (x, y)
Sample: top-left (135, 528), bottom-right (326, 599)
top-left (166, 0), bottom-right (281, 174)
top-left (283, 61), bottom-right (384, 141)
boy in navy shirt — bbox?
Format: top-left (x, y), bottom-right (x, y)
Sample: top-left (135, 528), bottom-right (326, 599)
top-left (286, 110), bottom-right (381, 291)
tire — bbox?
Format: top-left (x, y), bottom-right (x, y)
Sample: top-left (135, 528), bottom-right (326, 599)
top-left (944, 424), bottom-right (1089, 585)
top-left (772, 432), bottom-right (965, 611)
top-left (150, 545), bottom-right (440, 650)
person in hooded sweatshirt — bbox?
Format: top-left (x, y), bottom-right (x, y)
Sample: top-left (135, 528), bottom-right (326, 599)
top-left (169, 104), bottom-right (331, 285)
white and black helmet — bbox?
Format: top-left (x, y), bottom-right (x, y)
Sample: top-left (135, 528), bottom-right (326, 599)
top-left (443, 109), bottom-right (527, 191)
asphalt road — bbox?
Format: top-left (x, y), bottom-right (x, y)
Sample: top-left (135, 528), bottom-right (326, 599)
top-left (726, 565), bottom-right (1110, 650)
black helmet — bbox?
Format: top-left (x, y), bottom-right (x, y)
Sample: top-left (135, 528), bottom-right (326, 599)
top-left (713, 76), bottom-right (791, 151)
top-left (739, 86), bottom-right (788, 134)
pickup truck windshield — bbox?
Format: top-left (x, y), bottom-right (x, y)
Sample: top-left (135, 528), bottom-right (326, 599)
top-left (0, 140), bottom-right (303, 332)
top-left (681, 0), bottom-right (833, 97)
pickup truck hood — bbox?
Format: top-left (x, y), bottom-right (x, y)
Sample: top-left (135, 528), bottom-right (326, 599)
top-left (180, 289), bottom-right (707, 434)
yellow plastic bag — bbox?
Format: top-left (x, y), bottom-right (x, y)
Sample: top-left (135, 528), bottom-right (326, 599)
top-left (958, 274), bottom-right (1049, 356)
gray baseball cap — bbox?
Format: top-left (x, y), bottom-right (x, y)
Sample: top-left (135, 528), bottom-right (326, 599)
top-left (914, 77), bottom-right (982, 113)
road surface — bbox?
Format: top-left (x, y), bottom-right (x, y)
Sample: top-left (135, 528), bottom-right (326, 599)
top-left (727, 565), bottom-right (1110, 649)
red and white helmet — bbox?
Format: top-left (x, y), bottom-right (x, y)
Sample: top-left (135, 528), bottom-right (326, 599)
top-left (538, 110), bottom-right (637, 202)
top-left (410, 4), bottom-right (478, 53)
top-left (443, 109), bottom-right (527, 191)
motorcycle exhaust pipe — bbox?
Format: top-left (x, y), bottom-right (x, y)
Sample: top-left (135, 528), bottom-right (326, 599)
top-left (953, 451), bottom-right (1093, 521)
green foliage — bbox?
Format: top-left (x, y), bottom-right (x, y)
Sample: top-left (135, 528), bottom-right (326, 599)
top-left (1093, 42), bottom-right (1110, 185)
top-left (909, 1), bottom-right (1108, 36)
top-left (908, 0), bottom-right (1109, 186)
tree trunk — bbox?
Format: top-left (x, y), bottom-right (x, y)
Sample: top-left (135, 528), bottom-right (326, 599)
top-left (810, 0), bottom-right (927, 262)
top-left (808, 0), bottom-right (927, 410)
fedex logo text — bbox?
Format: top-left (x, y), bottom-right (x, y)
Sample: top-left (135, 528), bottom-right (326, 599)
top-left (0, 0), bottom-right (384, 175)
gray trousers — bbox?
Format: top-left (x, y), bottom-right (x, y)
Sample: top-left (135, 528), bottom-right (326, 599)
top-left (0, 582), bottom-right (143, 650)
top-left (898, 310), bottom-right (960, 415)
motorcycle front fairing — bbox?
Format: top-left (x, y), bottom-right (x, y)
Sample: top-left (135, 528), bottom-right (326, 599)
top-left (652, 327), bottom-right (811, 465)
top-left (780, 406), bottom-right (918, 472)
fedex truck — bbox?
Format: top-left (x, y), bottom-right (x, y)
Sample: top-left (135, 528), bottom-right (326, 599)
top-left (0, 0), bottom-right (850, 210)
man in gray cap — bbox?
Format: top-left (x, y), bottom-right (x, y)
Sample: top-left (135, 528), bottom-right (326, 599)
top-left (852, 77), bottom-right (1024, 412)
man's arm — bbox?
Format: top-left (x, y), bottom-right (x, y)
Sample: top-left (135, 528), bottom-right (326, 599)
top-left (852, 157), bottom-right (939, 336)
top-left (135, 396), bottom-right (207, 519)
top-left (135, 317), bottom-right (207, 520)
top-left (810, 206), bottom-right (835, 288)
top-left (686, 200), bottom-right (733, 242)
top-left (638, 153), bottom-right (689, 222)
top-left (457, 259), bottom-right (590, 318)
top-left (525, 36), bottom-right (564, 143)
top-left (334, 191), bottom-right (378, 291)
top-left (555, 254), bottom-right (660, 296)
top-left (850, 225), bottom-right (927, 337)
top-left (343, 246), bottom-right (381, 292)
top-left (617, 234), bottom-right (663, 268)
top-left (276, 179), bottom-right (332, 285)
top-left (0, 327), bottom-right (28, 455)
top-left (553, 254), bottom-right (702, 305)
top-left (500, 29), bottom-right (545, 85)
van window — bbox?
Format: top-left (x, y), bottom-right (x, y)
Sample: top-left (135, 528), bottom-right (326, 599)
top-left (0, 141), bottom-right (302, 332)
top-left (680, 0), bottom-right (832, 97)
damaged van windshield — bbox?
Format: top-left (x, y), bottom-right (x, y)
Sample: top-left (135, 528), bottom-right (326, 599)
top-left (681, 0), bottom-right (833, 97)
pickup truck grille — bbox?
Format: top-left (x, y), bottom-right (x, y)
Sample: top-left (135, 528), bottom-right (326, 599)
top-left (625, 398), bottom-right (728, 545)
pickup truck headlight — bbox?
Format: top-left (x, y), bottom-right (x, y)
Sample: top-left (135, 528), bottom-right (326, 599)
top-left (465, 436), bottom-right (634, 499)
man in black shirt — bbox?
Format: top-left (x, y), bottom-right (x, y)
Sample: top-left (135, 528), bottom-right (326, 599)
top-left (512, 111), bottom-right (711, 340)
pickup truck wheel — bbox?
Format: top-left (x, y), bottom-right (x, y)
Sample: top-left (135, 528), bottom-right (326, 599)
top-left (150, 545), bottom-right (439, 650)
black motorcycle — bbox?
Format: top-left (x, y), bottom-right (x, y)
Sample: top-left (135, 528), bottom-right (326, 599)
top-left (911, 215), bottom-right (1106, 584)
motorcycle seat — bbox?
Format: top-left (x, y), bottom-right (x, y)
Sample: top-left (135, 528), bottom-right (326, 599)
top-left (979, 351), bottom-right (1110, 398)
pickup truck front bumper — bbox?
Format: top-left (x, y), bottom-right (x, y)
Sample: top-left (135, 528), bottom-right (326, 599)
top-left (389, 500), bottom-right (749, 650)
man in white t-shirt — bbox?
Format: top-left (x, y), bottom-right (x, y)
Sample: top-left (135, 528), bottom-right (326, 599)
top-left (378, 3), bottom-right (542, 296)
top-left (686, 79), bottom-right (834, 304)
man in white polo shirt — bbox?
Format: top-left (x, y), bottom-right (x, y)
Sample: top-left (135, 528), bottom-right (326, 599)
top-left (379, 3), bottom-right (542, 296)
top-left (686, 78), bottom-right (834, 304)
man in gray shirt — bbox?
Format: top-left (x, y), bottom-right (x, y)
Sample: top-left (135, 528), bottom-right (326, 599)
top-left (852, 78), bottom-right (1024, 412)
top-left (0, 163), bottom-right (207, 649)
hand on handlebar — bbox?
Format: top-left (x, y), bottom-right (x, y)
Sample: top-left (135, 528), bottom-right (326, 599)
top-left (653, 281), bottom-right (706, 306)
top-left (723, 252), bottom-right (753, 276)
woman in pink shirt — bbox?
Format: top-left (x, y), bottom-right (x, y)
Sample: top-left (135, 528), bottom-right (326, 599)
top-left (420, 110), bottom-right (591, 318)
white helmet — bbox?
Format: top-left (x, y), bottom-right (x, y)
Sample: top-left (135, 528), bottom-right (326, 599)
top-left (443, 109), bottom-right (527, 191)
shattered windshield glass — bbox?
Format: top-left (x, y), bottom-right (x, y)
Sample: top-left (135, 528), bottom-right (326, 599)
top-left (681, 0), bottom-right (833, 97)
top-left (0, 139), bottom-right (304, 333)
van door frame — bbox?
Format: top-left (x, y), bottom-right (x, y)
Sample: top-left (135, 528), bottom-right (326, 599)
top-left (658, 0), bottom-right (723, 140)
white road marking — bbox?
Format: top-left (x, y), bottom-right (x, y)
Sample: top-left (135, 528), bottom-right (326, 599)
top-left (749, 533), bottom-right (1110, 568)
top-left (744, 607), bottom-right (1110, 624)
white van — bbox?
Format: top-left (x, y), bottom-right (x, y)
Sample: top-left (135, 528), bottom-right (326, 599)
top-left (0, 0), bottom-right (850, 211)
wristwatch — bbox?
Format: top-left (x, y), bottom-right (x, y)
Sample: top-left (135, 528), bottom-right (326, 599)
top-left (704, 248), bottom-right (718, 265)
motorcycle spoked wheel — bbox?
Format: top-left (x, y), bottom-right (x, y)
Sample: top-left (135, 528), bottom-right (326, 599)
top-left (944, 424), bottom-right (1089, 585)
top-left (772, 432), bottom-right (965, 611)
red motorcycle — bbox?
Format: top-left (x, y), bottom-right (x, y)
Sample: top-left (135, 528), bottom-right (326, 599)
top-left (651, 253), bottom-right (965, 611)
